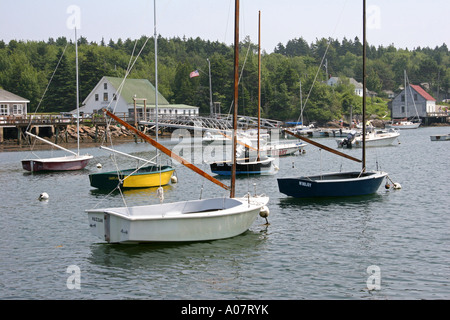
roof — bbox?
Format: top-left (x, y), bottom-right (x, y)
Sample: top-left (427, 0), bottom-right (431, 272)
top-left (0, 89), bottom-right (30, 103)
top-left (105, 76), bottom-right (170, 105)
top-left (165, 104), bottom-right (198, 109)
top-left (410, 84), bottom-right (436, 101)
top-left (327, 77), bottom-right (362, 88)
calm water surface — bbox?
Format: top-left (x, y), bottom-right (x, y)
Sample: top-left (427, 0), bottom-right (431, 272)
top-left (0, 127), bottom-right (449, 300)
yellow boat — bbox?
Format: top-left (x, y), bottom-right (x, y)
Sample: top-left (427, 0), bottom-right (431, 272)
top-left (89, 165), bottom-right (175, 189)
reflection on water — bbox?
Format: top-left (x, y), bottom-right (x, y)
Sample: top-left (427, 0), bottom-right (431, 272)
top-left (88, 229), bottom-right (268, 269)
top-left (1, 127), bottom-right (449, 299)
top-left (278, 193), bottom-right (384, 209)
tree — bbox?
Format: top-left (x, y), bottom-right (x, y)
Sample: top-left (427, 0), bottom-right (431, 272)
top-left (44, 48), bottom-right (75, 112)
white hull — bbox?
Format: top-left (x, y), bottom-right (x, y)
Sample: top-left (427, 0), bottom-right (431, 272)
top-left (22, 154), bottom-right (93, 172)
top-left (262, 142), bottom-right (306, 156)
top-left (430, 134), bottom-right (450, 141)
top-left (385, 121), bottom-right (420, 129)
top-left (354, 132), bottom-right (399, 147)
top-left (337, 130), bottom-right (400, 148)
top-left (87, 196), bottom-right (269, 243)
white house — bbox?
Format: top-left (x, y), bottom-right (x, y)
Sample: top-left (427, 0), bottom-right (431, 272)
top-left (77, 76), bottom-right (199, 118)
top-left (327, 76), bottom-right (364, 97)
top-left (0, 89), bottom-right (29, 118)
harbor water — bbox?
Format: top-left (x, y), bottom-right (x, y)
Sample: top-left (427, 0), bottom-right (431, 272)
top-left (0, 126), bottom-right (449, 300)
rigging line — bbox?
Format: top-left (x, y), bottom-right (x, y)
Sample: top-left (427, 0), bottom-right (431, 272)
top-left (227, 40), bottom-right (252, 118)
top-left (97, 36), bottom-right (154, 209)
top-left (296, 0), bottom-right (348, 122)
top-left (224, 0), bottom-right (233, 45)
top-left (107, 36), bottom-right (151, 116)
top-left (100, 37), bottom-right (151, 146)
top-left (26, 43), bottom-right (69, 133)
top-left (406, 72), bottom-right (420, 119)
top-left (121, 156), bottom-right (160, 184)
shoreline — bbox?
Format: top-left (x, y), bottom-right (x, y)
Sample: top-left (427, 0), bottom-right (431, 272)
top-left (1, 122), bottom-right (448, 152)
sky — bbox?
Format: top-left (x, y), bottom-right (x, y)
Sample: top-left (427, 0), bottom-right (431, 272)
top-left (1, 0), bottom-right (449, 52)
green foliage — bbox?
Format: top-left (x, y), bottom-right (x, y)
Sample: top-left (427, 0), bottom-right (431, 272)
top-left (0, 36), bottom-right (448, 123)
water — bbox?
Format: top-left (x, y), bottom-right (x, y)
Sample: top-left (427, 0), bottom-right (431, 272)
top-left (0, 127), bottom-right (449, 300)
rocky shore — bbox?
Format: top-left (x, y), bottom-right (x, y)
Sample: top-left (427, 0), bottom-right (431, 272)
top-left (63, 124), bottom-right (135, 142)
top-left (1, 120), bottom-right (448, 150)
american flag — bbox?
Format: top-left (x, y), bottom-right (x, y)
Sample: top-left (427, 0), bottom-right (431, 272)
top-left (190, 70), bottom-right (200, 78)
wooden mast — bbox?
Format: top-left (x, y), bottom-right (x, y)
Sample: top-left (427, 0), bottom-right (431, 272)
top-left (75, 27), bottom-right (80, 156)
top-left (231, 0), bottom-right (239, 198)
top-left (103, 109), bottom-right (230, 192)
top-left (257, 10), bottom-right (261, 161)
top-left (362, 0), bottom-right (367, 171)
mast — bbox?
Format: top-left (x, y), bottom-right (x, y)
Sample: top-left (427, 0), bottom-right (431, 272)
top-left (154, 0), bottom-right (159, 142)
top-left (404, 69), bottom-right (407, 118)
top-left (299, 79), bottom-right (303, 125)
top-left (362, 0), bottom-right (366, 172)
top-left (75, 27), bottom-right (80, 156)
top-left (230, 0), bottom-right (239, 198)
top-left (257, 10), bottom-right (261, 161)
top-left (103, 109), bottom-right (230, 191)
top-left (208, 58), bottom-right (213, 116)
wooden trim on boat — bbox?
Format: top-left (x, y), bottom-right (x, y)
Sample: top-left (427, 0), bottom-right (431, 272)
top-left (103, 109), bottom-right (230, 191)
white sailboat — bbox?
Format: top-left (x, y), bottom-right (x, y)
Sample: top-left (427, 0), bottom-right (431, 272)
top-left (261, 141), bottom-right (306, 157)
top-left (385, 70), bottom-right (421, 129)
top-left (209, 11), bottom-right (277, 176)
top-left (21, 28), bottom-right (93, 172)
top-left (336, 127), bottom-right (400, 148)
top-left (86, 0), bottom-right (269, 243)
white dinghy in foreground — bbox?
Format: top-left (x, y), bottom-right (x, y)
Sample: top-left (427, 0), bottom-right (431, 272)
top-left (86, 0), bottom-right (269, 243)
top-left (88, 196), bottom-right (268, 243)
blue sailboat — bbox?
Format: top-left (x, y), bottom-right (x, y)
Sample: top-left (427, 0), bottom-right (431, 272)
top-left (277, 0), bottom-right (388, 198)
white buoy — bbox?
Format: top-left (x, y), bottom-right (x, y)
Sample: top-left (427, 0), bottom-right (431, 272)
top-left (171, 176), bottom-right (178, 183)
top-left (259, 205), bottom-right (270, 218)
top-left (157, 186), bottom-right (164, 203)
top-left (96, 163), bottom-right (102, 168)
top-left (393, 182), bottom-right (402, 190)
top-left (259, 205), bottom-right (270, 224)
top-left (38, 192), bottom-right (49, 201)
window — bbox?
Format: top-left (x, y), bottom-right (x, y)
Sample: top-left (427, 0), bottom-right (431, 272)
top-left (13, 104), bottom-right (23, 115)
top-left (414, 94), bottom-right (418, 101)
top-left (95, 94), bottom-right (99, 101)
top-left (0, 104), bottom-right (8, 115)
top-left (103, 93), bottom-right (108, 101)
top-left (401, 105), bottom-right (405, 113)
top-left (401, 95), bottom-right (405, 102)
top-left (104, 83), bottom-right (108, 90)
top-left (113, 93), bottom-right (117, 101)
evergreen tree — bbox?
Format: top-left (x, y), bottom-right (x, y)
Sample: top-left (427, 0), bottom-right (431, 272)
top-left (44, 48), bottom-right (75, 112)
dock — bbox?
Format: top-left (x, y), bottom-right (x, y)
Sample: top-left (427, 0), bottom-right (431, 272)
top-left (0, 113), bottom-right (282, 144)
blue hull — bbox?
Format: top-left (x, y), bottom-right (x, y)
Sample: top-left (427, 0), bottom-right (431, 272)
top-left (210, 158), bottom-right (275, 176)
top-left (277, 171), bottom-right (387, 198)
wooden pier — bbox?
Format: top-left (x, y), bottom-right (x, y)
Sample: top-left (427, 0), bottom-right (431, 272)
top-left (0, 113), bottom-right (125, 144)
top-left (0, 112), bottom-right (282, 144)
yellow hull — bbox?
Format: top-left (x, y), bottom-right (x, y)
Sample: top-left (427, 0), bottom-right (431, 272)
top-left (122, 169), bottom-right (174, 188)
